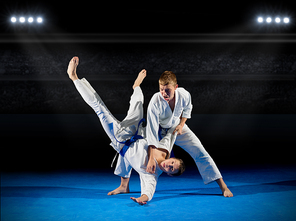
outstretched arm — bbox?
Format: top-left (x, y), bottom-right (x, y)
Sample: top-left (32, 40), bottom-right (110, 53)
top-left (132, 173), bottom-right (158, 205)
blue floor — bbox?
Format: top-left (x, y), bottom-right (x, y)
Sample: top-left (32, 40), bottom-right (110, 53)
top-left (1, 165), bottom-right (296, 221)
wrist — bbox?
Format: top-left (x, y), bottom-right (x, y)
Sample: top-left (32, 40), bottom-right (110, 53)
top-left (179, 122), bottom-right (185, 127)
top-left (148, 145), bottom-right (156, 159)
top-left (179, 117), bottom-right (187, 126)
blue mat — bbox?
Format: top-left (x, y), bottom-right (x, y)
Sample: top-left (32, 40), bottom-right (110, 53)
top-left (1, 165), bottom-right (296, 221)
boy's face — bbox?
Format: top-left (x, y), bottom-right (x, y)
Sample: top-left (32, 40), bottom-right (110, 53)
top-left (160, 158), bottom-right (180, 175)
top-left (159, 83), bottom-right (178, 103)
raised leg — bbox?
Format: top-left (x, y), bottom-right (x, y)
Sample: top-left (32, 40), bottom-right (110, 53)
top-left (67, 56), bottom-right (79, 81)
top-left (67, 57), bottom-right (120, 146)
top-left (133, 69), bottom-right (146, 90)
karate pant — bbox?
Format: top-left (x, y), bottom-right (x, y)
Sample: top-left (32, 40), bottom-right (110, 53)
top-left (174, 125), bottom-right (222, 184)
top-left (73, 78), bottom-right (143, 176)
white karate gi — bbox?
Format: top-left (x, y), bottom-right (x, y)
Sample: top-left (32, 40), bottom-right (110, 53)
top-left (73, 78), bottom-right (176, 201)
top-left (147, 88), bottom-right (222, 184)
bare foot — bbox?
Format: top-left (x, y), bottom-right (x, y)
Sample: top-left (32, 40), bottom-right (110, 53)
top-left (67, 56), bottom-right (79, 81)
top-left (216, 178), bottom-right (234, 197)
top-left (133, 69), bottom-right (146, 89)
top-left (222, 187), bottom-right (233, 197)
top-left (107, 185), bottom-right (130, 195)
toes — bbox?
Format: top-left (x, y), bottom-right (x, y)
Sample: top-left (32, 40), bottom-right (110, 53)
top-left (73, 56), bottom-right (79, 65)
top-left (107, 191), bottom-right (117, 196)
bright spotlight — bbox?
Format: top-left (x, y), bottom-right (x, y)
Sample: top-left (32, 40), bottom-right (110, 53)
top-left (283, 17), bottom-right (290, 23)
top-left (266, 17), bottom-right (272, 23)
top-left (257, 17), bottom-right (263, 23)
top-left (19, 17), bottom-right (25, 23)
top-left (37, 17), bottom-right (43, 23)
top-left (275, 17), bottom-right (281, 23)
top-left (11, 17), bottom-right (17, 23)
top-left (28, 17), bottom-right (34, 23)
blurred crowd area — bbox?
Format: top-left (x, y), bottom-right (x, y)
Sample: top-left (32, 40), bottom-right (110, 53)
top-left (1, 80), bottom-right (295, 114)
top-left (0, 43), bottom-right (296, 114)
top-left (0, 43), bottom-right (296, 77)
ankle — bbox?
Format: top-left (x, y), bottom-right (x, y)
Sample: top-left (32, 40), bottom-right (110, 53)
top-left (120, 183), bottom-right (129, 189)
top-left (216, 178), bottom-right (227, 189)
top-left (70, 74), bottom-right (78, 81)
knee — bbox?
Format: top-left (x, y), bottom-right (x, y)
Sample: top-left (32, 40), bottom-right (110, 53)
top-left (186, 144), bottom-right (210, 160)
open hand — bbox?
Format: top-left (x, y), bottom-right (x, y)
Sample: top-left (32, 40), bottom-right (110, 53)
top-left (130, 196), bottom-right (148, 205)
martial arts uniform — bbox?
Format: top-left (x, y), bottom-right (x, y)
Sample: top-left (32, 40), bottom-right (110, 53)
top-left (147, 88), bottom-right (222, 184)
top-left (73, 78), bottom-right (176, 201)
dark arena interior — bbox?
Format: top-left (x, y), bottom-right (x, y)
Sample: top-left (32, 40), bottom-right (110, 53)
top-left (1, 1), bottom-right (296, 220)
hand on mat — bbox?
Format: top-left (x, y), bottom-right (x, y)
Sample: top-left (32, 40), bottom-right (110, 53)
top-left (146, 159), bottom-right (156, 174)
top-left (131, 196), bottom-right (148, 205)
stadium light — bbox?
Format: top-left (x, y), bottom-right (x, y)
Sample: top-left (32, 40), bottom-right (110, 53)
top-left (257, 17), bottom-right (263, 23)
top-left (11, 17), bottom-right (17, 23)
top-left (28, 17), bottom-right (34, 23)
top-left (9, 16), bottom-right (44, 24)
top-left (256, 16), bottom-right (290, 25)
top-left (19, 17), bottom-right (25, 23)
top-left (284, 17), bottom-right (290, 23)
top-left (275, 17), bottom-right (281, 23)
top-left (266, 17), bottom-right (272, 23)
top-left (37, 17), bottom-right (43, 23)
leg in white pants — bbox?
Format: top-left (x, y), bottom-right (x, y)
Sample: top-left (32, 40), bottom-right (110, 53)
top-left (74, 78), bottom-right (120, 147)
top-left (175, 124), bottom-right (222, 184)
top-left (74, 78), bottom-right (144, 177)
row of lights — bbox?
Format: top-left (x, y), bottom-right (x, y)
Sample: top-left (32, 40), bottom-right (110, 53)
top-left (11, 16), bottom-right (43, 24)
top-left (257, 16), bottom-right (290, 24)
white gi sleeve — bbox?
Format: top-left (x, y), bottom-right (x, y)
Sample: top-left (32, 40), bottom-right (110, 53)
top-left (139, 173), bottom-right (158, 201)
top-left (157, 127), bottom-right (178, 157)
top-left (181, 90), bottom-right (193, 119)
top-left (147, 96), bottom-right (160, 148)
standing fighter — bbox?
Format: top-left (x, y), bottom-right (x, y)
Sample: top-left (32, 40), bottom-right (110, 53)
top-left (146, 71), bottom-right (233, 197)
top-left (117, 71), bottom-right (233, 197)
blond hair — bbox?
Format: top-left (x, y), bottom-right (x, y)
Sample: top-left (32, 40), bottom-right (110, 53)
top-left (159, 71), bottom-right (177, 86)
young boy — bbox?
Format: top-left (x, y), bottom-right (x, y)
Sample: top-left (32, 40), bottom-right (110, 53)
top-left (67, 57), bottom-right (185, 205)
top-left (146, 71), bottom-right (233, 197)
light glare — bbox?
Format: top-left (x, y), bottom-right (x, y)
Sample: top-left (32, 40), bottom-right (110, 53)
top-left (257, 17), bottom-right (263, 23)
top-left (266, 17), bottom-right (272, 23)
top-left (28, 17), bottom-right (34, 23)
top-left (11, 17), bottom-right (17, 23)
top-left (19, 17), bottom-right (25, 23)
top-left (284, 17), bottom-right (290, 23)
top-left (275, 17), bottom-right (281, 23)
top-left (37, 17), bottom-right (43, 23)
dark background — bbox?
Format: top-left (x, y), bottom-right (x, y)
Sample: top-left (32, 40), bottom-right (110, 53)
top-left (1, 1), bottom-right (296, 171)
top-left (1, 0), bottom-right (296, 34)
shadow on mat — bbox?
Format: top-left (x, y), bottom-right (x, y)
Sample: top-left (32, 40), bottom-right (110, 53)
top-left (152, 179), bottom-right (296, 202)
top-left (2, 180), bottom-right (296, 200)
top-left (1, 186), bottom-right (140, 199)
